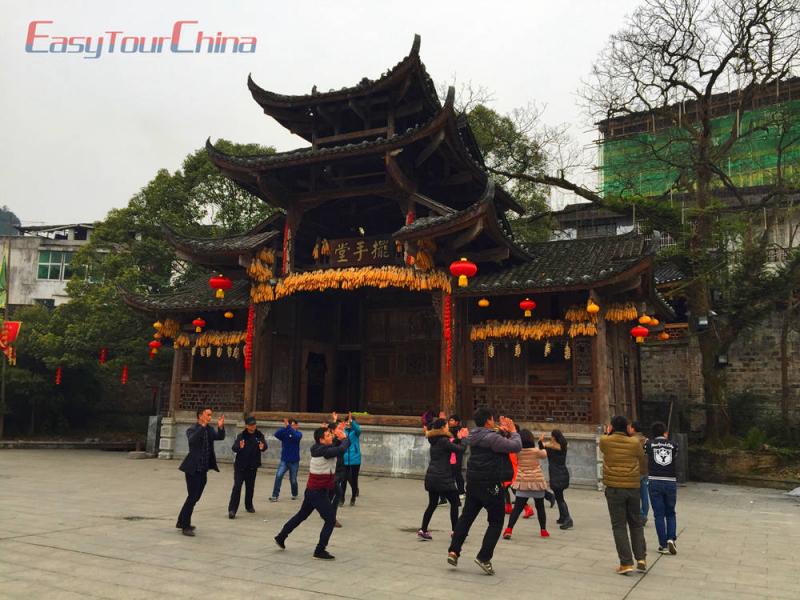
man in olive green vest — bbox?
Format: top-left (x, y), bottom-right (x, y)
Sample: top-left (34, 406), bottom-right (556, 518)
top-left (599, 415), bottom-right (647, 575)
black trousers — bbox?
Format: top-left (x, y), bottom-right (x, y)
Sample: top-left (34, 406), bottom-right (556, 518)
top-left (176, 471), bottom-right (207, 528)
top-left (452, 465), bottom-right (465, 495)
top-left (277, 488), bottom-right (337, 553)
top-left (342, 464), bottom-right (360, 500)
top-left (448, 481), bottom-right (505, 562)
top-left (553, 487), bottom-right (571, 521)
top-left (507, 496), bottom-right (546, 530)
top-left (421, 489), bottom-right (460, 532)
top-left (228, 468), bottom-right (257, 513)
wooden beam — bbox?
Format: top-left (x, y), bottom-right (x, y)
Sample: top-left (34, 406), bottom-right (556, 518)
top-left (415, 129), bottom-right (446, 167)
top-left (410, 192), bottom-right (456, 216)
top-left (385, 155), bottom-right (417, 195)
top-left (294, 183), bottom-right (396, 209)
top-left (348, 99), bottom-right (368, 125)
top-left (316, 127), bottom-right (388, 145)
top-left (447, 220), bottom-right (484, 250)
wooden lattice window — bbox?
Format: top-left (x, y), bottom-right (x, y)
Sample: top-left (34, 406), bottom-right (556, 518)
top-left (472, 342), bottom-right (486, 383)
top-left (574, 339), bottom-right (592, 385)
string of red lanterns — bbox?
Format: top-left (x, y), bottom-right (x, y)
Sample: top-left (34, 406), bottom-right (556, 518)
top-left (443, 294), bottom-right (452, 371)
top-left (244, 303), bottom-right (255, 371)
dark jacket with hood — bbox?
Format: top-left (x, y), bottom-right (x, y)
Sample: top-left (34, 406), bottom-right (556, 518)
top-left (465, 427), bottom-right (522, 485)
top-left (424, 426), bottom-right (465, 492)
top-left (231, 428), bottom-right (267, 471)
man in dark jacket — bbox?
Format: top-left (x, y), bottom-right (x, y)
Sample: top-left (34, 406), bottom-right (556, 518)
top-left (447, 407), bottom-right (521, 576)
top-left (274, 423), bottom-right (350, 559)
top-left (176, 407), bottom-right (225, 536)
top-left (228, 415), bottom-right (267, 518)
top-left (270, 418), bottom-right (302, 502)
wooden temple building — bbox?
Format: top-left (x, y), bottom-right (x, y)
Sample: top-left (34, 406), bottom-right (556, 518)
top-left (124, 36), bottom-right (671, 447)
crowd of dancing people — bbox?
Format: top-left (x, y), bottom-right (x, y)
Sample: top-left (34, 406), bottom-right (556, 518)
top-left (174, 406), bottom-right (678, 574)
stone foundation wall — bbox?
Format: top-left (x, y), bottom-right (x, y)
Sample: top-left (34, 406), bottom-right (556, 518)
top-left (168, 418), bottom-right (603, 488)
top-left (640, 312), bottom-right (800, 428)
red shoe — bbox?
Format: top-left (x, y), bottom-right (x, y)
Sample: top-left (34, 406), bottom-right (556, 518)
top-left (502, 527), bottom-right (512, 540)
top-left (540, 529), bottom-right (550, 538)
top-left (523, 505), bottom-right (534, 519)
top-left (504, 503), bottom-right (513, 514)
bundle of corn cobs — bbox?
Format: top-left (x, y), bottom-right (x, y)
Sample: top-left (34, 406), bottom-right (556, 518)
top-left (564, 305), bottom-right (599, 324)
top-left (604, 302), bottom-right (639, 322)
top-left (247, 248), bottom-right (276, 282)
top-left (414, 239), bottom-right (437, 272)
top-left (251, 267), bottom-right (452, 302)
top-left (470, 319), bottom-right (565, 342)
top-left (159, 318), bottom-right (180, 339)
top-left (567, 321), bottom-right (598, 337)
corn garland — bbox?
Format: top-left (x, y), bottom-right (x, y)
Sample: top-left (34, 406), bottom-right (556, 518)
top-left (564, 305), bottom-right (598, 324)
top-left (604, 302), bottom-right (639, 322)
top-left (250, 266), bottom-right (452, 303)
top-left (567, 322), bottom-right (598, 337)
top-left (247, 248), bottom-right (276, 282)
top-left (173, 330), bottom-right (247, 348)
top-left (470, 319), bottom-right (565, 342)
top-left (544, 340), bottom-right (551, 357)
top-left (564, 342), bottom-right (571, 360)
top-left (159, 318), bottom-right (180, 339)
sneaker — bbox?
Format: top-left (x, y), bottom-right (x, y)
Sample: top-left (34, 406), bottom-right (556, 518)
top-left (636, 559), bottom-right (647, 572)
top-left (274, 536), bottom-right (285, 549)
top-left (523, 504), bottom-right (534, 519)
top-left (616, 564), bottom-right (634, 575)
top-left (350, 497), bottom-right (356, 506)
top-left (268, 497), bottom-right (278, 502)
top-left (540, 529), bottom-right (550, 538)
top-left (502, 527), bottom-right (512, 540)
top-left (657, 546), bottom-right (669, 554)
top-left (417, 529), bottom-right (432, 541)
top-left (559, 518), bottom-right (573, 530)
top-left (181, 528), bottom-right (195, 537)
top-left (245, 507), bottom-right (255, 513)
top-left (474, 558), bottom-right (495, 575)
top-left (447, 551), bottom-right (458, 566)
top-left (667, 539), bottom-right (677, 555)
top-left (313, 550), bottom-right (335, 560)
top-left (228, 511), bottom-right (236, 519)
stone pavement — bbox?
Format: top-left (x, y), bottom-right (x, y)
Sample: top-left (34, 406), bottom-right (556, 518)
top-left (0, 450), bottom-right (798, 600)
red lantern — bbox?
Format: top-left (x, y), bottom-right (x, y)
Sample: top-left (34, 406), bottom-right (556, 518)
top-left (449, 257), bottom-right (477, 288)
top-left (148, 339), bottom-right (162, 359)
top-left (192, 317), bottom-right (206, 333)
top-left (630, 325), bottom-right (650, 344)
top-left (244, 303), bottom-right (255, 371)
top-left (99, 348), bottom-right (107, 365)
top-left (209, 273), bottom-right (232, 299)
top-left (519, 298), bottom-right (537, 318)
top-left (55, 366), bottom-right (62, 385)
top-left (121, 365), bottom-right (128, 385)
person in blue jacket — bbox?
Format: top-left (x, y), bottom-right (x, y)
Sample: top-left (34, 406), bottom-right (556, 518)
top-left (270, 418), bottom-right (302, 501)
top-left (342, 411), bottom-right (362, 506)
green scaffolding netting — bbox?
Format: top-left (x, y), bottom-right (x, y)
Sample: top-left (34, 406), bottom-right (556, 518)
top-left (601, 100), bottom-right (800, 198)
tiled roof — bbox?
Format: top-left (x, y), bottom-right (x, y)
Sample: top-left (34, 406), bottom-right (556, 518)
top-left (460, 233), bottom-right (653, 295)
top-left (121, 278), bottom-right (251, 314)
top-left (654, 262), bottom-right (686, 285)
top-left (163, 226), bottom-right (278, 256)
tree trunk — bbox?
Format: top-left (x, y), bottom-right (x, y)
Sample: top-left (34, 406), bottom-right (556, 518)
top-left (780, 295), bottom-right (793, 424)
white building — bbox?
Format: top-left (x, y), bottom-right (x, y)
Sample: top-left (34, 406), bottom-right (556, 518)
top-left (2, 224), bottom-right (93, 309)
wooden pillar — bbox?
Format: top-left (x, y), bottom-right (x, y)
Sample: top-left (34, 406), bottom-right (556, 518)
top-left (455, 296), bottom-right (471, 419)
top-left (440, 291), bottom-right (456, 416)
top-left (591, 291), bottom-right (610, 426)
top-left (168, 346), bottom-right (183, 416)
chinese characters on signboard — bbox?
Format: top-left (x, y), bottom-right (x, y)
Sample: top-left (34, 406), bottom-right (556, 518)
top-left (323, 237), bottom-right (399, 267)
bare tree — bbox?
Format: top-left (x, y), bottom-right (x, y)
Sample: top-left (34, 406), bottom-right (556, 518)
top-left (492, 0), bottom-right (800, 440)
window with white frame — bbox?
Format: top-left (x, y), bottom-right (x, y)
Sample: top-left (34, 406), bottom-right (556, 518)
top-left (37, 250), bottom-right (77, 280)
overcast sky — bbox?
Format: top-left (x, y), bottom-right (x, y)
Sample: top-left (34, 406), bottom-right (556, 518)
top-left (0, 0), bottom-right (643, 225)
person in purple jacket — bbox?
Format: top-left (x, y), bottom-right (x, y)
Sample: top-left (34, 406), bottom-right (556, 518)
top-left (270, 418), bottom-right (303, 501)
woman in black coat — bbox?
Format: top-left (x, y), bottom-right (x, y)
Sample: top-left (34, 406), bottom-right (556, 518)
top-left (539, 429), bottom-right (573, 529)
top-left (417, 418), bottom-right (467, 540)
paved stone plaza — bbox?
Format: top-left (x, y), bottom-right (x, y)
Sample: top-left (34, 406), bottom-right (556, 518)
top-left (0, 450), bottom-right (798, 599)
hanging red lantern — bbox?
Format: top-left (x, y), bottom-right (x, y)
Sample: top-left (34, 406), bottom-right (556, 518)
top-left (519, 298), bottom-right (537, 318)
top-left (192, 317), bottom-right (206, 333)
top-left (630, 325), bottom-right (650, 344)
top-left (99, 348), bottom-right (107, 365)
top-left (55, 366), bottom-right (62, 385)
top-left (148, 339), bottom-right (162, 359)
top-left (449, 257), bottom-right (477, 288)
top-left (209, 273), bottom-right (233, 299)
top-left (121, 365), bottom-right (128, 385)
top-left (244, 303), bottom-right (255, 371)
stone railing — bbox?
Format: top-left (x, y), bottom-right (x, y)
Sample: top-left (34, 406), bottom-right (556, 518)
top-left (178, 382), bottom-right (245, 414)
